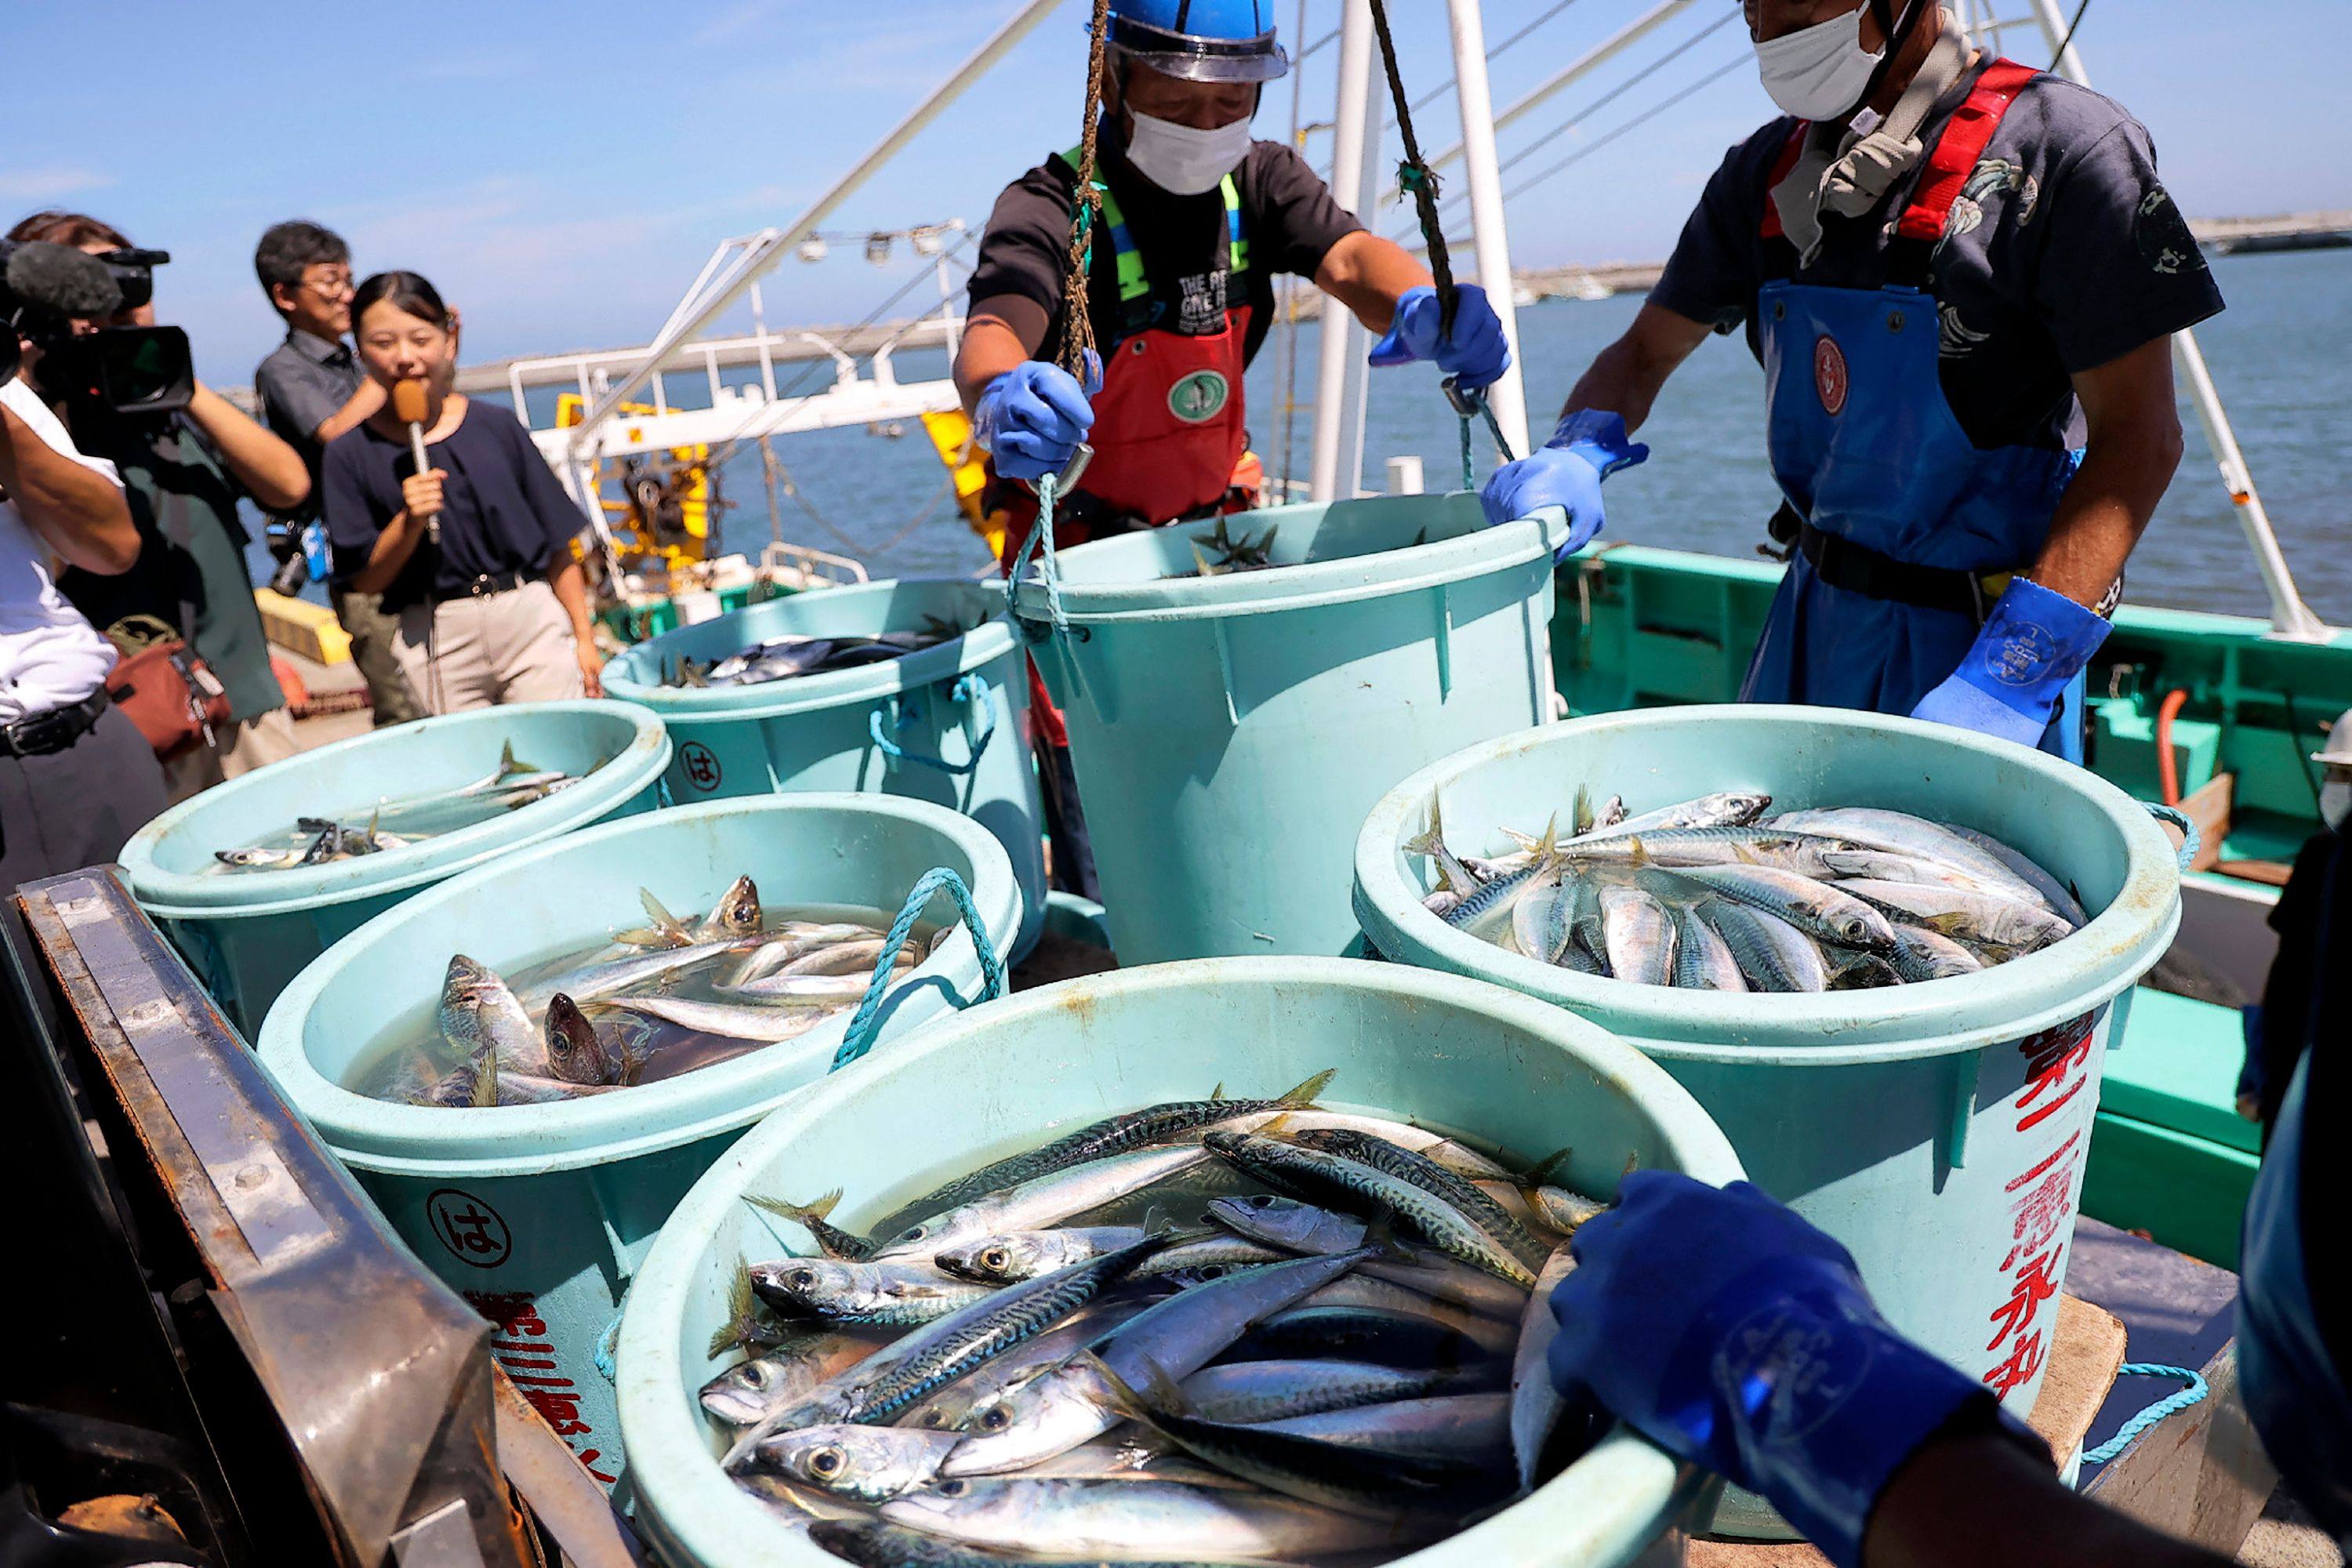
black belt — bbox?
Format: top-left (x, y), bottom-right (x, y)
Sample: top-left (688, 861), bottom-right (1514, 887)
top-left (1795, 520), bottom-right (2015, 622)
top-left (454, 571), bottom-right (524, 598)
top-left (0, 689), bottom-right (110, 760)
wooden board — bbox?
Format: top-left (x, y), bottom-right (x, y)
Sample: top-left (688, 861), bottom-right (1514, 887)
top-left (1688, 1295), bottom-right (2127, 1567)
top-left (2085, 1344), bottom-right (2277, 1558)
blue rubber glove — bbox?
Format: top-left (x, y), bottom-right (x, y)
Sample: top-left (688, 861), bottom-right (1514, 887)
top-left (1367, 284), bottom-right (1512, 390)
top-left (1479, 409), bottom-right (1649, 561)
top-left (973, 361), bottom-right (1096, 483)
top-left (1911, 577), bottom-right (2111, 750)
top-left (1548, 1173), bottom-right (2016, 1568)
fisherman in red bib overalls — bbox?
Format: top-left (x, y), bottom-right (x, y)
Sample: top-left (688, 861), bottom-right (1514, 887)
top-left (956, 0), bottom-right (1509, 897)
top-left (1485, 0), bottom-right (2223, 766)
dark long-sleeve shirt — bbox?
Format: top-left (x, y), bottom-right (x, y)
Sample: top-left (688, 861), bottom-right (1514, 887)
top-left (321, 401), bottom-right (585, 612)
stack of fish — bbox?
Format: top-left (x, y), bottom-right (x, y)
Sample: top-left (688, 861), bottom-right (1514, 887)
top-left (702, 1071), bottom-right (1610, 1566)
top-left (362, 877), bottom-right (926, 1106)
top-left (663, 618), bottom-right (967, 690)
top-left (1187, 518), bottom-right (1279, 578)
top-left (214, 743), bottom-right (580, 870)
top-left (1408, 790), bottom-right (2089, 992)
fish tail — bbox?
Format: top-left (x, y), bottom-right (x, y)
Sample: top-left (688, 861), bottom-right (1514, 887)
top-left (469, 1047), bottom-right (499, 1109)
top-left (1277, 1068), bottom-right (1337, 1109)
top-left (1523, 1145), bottom-right (1575, 1188)
top-left (1573, 784), bottom-right (1593, 837)
top-left (745, 1189), bottom-right (843, 1229)
top-left (1359, 1207), bottom-right (1413, 1265)
top-left (1208, 1081), bottom-right (1228, 1102)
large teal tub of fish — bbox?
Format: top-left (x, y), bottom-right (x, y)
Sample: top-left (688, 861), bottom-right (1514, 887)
top-left (615, 956), bottom-right (1741, 1568)
top-left (257, 793), bottom-right (1022, 1489)
top-left (601, 579), bottom-right (1047, 960)
top-left (1014, 492), bottom-right (1567, 967)
top-left (1353, 706), bottom-right (2183, 1532)
top-left (118, 699), bottom-right (670, 1035)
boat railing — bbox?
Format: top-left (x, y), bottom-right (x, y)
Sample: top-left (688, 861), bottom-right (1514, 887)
top-left (760, 539), bottom-right (871, 590)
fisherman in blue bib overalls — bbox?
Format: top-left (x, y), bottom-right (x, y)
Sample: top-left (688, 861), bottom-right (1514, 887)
top-left (1484, 0), bottom-right (2223, 761)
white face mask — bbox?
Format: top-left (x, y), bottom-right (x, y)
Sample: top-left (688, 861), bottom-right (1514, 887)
top-left (2324, 779), bottom-right (2351, 833)
top-left (1754, 5), bottom-right (1886, 120)
top-left (1123, 109), bottom-right (1254, 197)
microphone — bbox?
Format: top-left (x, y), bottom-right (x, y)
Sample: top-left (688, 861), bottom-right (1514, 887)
top-left (391, 377), bottom-right (439, 542)
top-left (3, 241), bottom-right (125, 320)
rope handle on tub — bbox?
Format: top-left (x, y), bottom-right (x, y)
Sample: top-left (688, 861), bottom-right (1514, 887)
top-left (2143, 802), bottom-right (2201, 872)
top-left (2081, 1362), bottom-right (2209, 1465)
top-left (830, 866), bottom-right (1007, 1073)
top-left (1007, 472), bottom-right (1085, 644)
top-left (869, 673), bottom-right (1000, 776)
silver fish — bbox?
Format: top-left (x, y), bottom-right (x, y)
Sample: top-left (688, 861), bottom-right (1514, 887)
top-left (878, 1477), bottom-right (1417, 1562)
top-left (213, 845), bottom-right (305, 869)
top-left (1597, 884), bottom-right (1677, 986)
top-left (700, 1332), bottom-right (885, 1428)
top-left (586, 993), bottom-right (837, 1042)
top-left (1647, 861), bottom-right (1898, 953)
top-left (750, 1258), bottom-right (993, 1327)
top-left (1888, 924), bottom-right (1989, 983)
top-left (1576, 790), bottom-right (1772, 839)
top-left (1767, 808), bottom-right (2044, 905)
top-left (437, 955), bottom-right (550, 1076)
top-left (1178, 1360), bottom-right (1472, 1425)
top-left (1670, 902), bottom-right (1748, 991)
top-left (1259, 1392), bottom-right (1512, 1463)
top-left (1701, 899), bottom-right (1831, 993)
top-left (517, 933), bottom-right (768, 1011)
top-left (1836, 879), bottom-right (2074, 951)
top-left (1511, 1245), bottom-right (1578, 1492)
top-left (1944, 824), bottom-right (2091, 927)
top-left (873, 1145), bottom-right (1216, 1263)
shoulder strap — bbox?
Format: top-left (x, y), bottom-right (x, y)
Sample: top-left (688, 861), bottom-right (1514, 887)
top-left (1894, 58), bottom-right (2040, 241)
top-left (1061, 146), bottom-right (1248, 308)
top-left (1758, 122), bottom-right (1811, 242)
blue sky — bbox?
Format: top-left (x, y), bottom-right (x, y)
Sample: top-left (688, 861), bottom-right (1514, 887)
top-left (11, 0), bottom-right (2339, 383)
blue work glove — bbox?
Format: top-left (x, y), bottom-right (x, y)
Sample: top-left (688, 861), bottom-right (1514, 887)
top-left (1479, 409), bottom-right (1648, 561)
top-left (1910, 577), bottom-right (2111, 750)
top-left (1548, 1173), bottom-right (2017, 1568)
top-left (1367, 283), bottom-right (1512, 390)
top-left (973, 361), bottom-right (1096, 483)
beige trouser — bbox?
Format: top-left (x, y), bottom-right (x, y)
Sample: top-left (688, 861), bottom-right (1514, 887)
top-left (332, 584), bottom-right (425, 726)
top-left (394, 579), bottom-right (586, 715)
top-left (162, 704), bottom-right (301, 804)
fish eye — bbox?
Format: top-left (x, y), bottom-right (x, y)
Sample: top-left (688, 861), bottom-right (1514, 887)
top-left (808, 1447), bottom-right (844, 1477)
top-left (978, 1408), bottom-right (1009, 1432)
top-left (742, 1363), bottom-right (769, 1387)
top-left (1247, 1195), bottom-right (1276, 1208)
top-left (789, 1269), bottom-right (816, 1290)
top-left (938, 1480), bottom-right (969, 1498)
top-left (919, 1410), bottom-right (945, 1428)
top-left (895, 1225), bottom-right (928, 1244)
top-left (1199, 1265), bottom-right (1229, 1279)
top-left (981, 1248), bottom-right (1008, 1271)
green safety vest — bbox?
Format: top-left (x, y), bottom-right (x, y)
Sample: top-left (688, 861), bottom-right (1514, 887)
top-left (1063, 145), bottom-right (1250, 340)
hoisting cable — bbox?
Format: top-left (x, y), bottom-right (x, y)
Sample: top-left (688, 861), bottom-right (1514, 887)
top-left (1008, 0), bottom-right (1113, 641)
top-left (1362, 0), bottom-right (1515, 491)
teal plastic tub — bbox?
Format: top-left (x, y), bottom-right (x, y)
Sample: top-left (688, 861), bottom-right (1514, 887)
top-left (615, 956), bottom-right (1743, 1568)
top-left (1353, 706), bottom-right (2183, 1533)
top-left (1016, 492), bottom-right (1568, 966)
top-left (120, 700), bottom-right (670, 1035)
top-left (601, 579), bottom-right (1046, 958)
top-left (257, 794), bottom-right (1021, 1488)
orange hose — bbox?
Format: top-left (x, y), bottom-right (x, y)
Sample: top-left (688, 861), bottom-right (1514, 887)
top-left (2155, 688), bottom-right (2190, 805)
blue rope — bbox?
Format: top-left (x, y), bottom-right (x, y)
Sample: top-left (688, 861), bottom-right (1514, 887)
top-left (1007, 473), bottom-right (1079, 643)
top-left (830, 866), bottom-right (1007, 1072)
top-left (2082, 1362), bottom-right (2209, 1465)
top-left (2143, 802), bottom-right (2201, 872)
top-left (1444, 376), bottom-right (1517, 492)
top-left (593, 1296), bottom-right (626, 1383)
top-left (868, 673), bottom-right (1000, 776)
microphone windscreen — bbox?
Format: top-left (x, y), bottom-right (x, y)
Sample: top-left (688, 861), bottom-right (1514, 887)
top-left (4, 241), bottom-right (124, 318)
top-left (391, 378), bottom-right (430, 424)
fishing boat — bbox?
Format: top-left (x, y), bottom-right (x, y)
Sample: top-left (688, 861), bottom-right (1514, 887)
top-left (10, 1), bottom-right (2338, 1563)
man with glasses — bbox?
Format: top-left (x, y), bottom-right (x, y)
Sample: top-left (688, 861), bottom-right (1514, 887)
top-left (253, 220), bottom-right (422, 726)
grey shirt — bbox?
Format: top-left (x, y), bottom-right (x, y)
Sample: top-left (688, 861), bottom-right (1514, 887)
top-left (1652, 62), bottom-right (2223, 452)
top-left (254, 328), bottom-right (367, 521)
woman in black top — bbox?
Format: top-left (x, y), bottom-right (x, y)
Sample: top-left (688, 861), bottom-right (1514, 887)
top-left (321, 272), bottom-right (603, 713)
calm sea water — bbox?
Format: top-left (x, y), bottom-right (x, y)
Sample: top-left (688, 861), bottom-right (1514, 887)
top-left (270, 249), bottom-right (2351, 627)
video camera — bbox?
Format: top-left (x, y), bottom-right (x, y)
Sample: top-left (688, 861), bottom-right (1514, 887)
top-left (0, 239), bottom-right (194, 416)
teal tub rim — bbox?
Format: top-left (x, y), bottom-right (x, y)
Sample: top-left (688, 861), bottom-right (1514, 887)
top-left (256, 793), bottom-right (1020, 1179)
top-left (615, 956), bottom-right (1744, 1568)
top-left (119, 699), bottom-right (671, 917)
top-left (1353, 706), bottom-right (2184, 1067)
top-left (600, 579), bottom-right (1019, 724)
top-left (1012, 496), bottom-right (1569, 625)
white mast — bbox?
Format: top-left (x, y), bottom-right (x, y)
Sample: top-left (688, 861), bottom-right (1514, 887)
top-left (1309, 0), bottom-right (1383, 501)
top-left (1446, 0), bottom-right (1532, 457)
top-left (2023, 0), bottom-right (2328, 639)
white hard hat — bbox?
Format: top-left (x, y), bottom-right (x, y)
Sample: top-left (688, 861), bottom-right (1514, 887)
top-left (2314, 709), bottom-right (2352, 768)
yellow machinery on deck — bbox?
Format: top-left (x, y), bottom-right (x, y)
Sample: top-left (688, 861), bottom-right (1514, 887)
top-left (557, 392), bottom-right (723, 575)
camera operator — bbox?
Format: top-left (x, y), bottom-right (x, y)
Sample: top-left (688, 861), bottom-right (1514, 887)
top-left (252, 220), bottom-right (421, 728)
top-left (9, 212), bottom-right (308, 801)
top-left (0, 276), bottom-right (168, 891)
